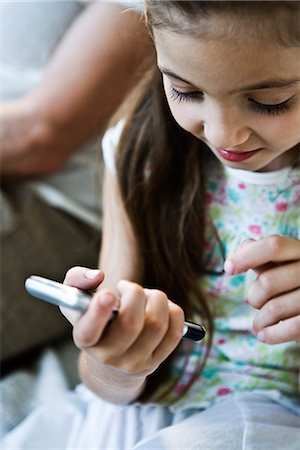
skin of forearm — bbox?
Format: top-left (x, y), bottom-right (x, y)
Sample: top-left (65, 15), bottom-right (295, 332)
top-left (78, 244), bottom-right (146, 404)
top-left (30, 2), bottom-right (154, 141)
top-left (99, 170), bottom-right (144, 289)
top-left (1, 3), bottom-right (154, 178)
top-left (79, 352), bottom-right (146, 404)
top-left (78, 170), bottom-right (146, 403)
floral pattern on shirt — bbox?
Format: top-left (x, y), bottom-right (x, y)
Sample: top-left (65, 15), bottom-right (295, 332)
top-left (101, 123), bottom-right (300, 415)
top-left (156, 163), bottom-right (300, 415)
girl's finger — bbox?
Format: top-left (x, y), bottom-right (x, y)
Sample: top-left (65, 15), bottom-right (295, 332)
top-left (224, 236), bottom-right (300, 275)
top-left (256, 315), bottom-right (300, 345)
top-left (122, 289), bottom-right (170, 367)
top-left (73, 290), bottom-right (119, 348)
top-left (248, 261), bottom-right (300, 308)
top-left (253, 288), bottom-right (300, 333)
top-left (151, 300), bottom-right (185, 364)
top-left (97, 280), bottom-right (146, 357)
top-left (59, 305), bottom-right (83, 326)
top-left (64, 266), bottom-right (104, 290)
top-left (239, 238), bottom-right (255, 248)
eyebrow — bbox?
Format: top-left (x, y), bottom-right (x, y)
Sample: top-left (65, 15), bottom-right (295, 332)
top-left (158, 66), bottom-right (300, 92)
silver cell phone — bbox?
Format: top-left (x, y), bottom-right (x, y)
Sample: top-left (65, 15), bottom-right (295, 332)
top-left (25, 275), bottom-right (206, 342)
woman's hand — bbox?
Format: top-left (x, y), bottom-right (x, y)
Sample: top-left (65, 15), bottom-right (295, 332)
top-left (62, 266), bottom-right (184, 402)
top-left (224, 235), bottom-right (300, 345)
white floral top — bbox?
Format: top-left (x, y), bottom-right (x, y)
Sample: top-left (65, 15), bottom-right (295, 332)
top-left (102, 123), bottom-right (300, 415)
top-left (156, 162), bottom-right (300, 415)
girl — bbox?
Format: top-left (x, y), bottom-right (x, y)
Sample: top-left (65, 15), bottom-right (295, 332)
top-left (2, 1), bottom-right (300, 449)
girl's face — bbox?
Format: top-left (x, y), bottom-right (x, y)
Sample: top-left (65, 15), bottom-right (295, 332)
top-left (154, 17), bottom-right (300, 172)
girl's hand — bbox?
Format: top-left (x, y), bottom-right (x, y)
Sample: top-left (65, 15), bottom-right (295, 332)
top-left (61, 266), bottom-right (106, 325)
top-left (224, 236), bottom-right (300, 345)
top-left (62, 266), bottom-right (184, 381)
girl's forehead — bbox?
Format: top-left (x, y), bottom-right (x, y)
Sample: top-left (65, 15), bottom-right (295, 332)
top-left (153, 12), bottom-right (286, 45)
top-left (146, 2), bottom-right (300, 46)
top-left (154, 27), bottom-right (300, 93)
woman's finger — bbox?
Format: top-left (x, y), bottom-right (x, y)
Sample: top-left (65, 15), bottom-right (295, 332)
top-left (224, 236), bottom-right (300, 275)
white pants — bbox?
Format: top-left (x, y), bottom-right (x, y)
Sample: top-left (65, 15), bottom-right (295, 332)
top-left (2, 384), bottom-right (300, 450)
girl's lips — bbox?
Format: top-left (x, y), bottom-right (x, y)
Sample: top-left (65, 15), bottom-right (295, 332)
top-left (216, 148), bottom-right (261, 162)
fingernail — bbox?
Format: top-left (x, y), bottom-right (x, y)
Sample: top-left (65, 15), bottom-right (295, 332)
top-left (224, 260), bottom-right (235, 275)
top-left (98, 292), bottom-right (115, 307)
top-left (257, 331), bottom-right (266, 342)
top-left (85, 269), bottom-right (101, 280)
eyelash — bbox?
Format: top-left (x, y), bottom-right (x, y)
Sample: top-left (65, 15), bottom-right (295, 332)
top-left (169, 87), bottom-right (293, 117)
top-left (249, 99), bottom-right (292, 116)
top-left (169, 87), bottom-right (201, 103)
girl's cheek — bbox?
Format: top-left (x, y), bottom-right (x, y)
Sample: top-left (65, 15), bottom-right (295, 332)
top-left (169, 103), bottom-right (201, 136)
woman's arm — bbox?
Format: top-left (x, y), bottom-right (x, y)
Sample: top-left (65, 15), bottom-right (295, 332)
top-left (0, 3), bottom-right (154, 179)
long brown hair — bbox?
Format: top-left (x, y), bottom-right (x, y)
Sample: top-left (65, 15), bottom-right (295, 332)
top-left (113, 1), bottom-right (300, 401)
top-left (115, 67), bottom-right (215, 401)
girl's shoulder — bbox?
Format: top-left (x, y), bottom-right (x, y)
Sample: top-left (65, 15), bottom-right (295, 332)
top-left (101, 120), bottom-right (125, 175)
top-left (206, 162), bottom-right (300, 202)
top-left (206, 163), bottom-right (300, 242)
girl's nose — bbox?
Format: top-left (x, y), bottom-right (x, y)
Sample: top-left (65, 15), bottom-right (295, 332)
top-left (203, 106), bottom-right (251, 150)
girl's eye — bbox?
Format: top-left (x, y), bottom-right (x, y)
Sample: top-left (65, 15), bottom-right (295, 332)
top-left (169, 87), bottom-right (202, 102)
top-left (249, 98), bottom-right (293, 116)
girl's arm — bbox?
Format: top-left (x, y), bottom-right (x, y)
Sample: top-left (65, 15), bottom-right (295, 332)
top-left (63, 170), bottom-right (184, 404)
top-left (224, 236), bottom-right (300, 345)
top-left (99, 168), bottom-right (143, 291)
top-left (79, 168), bottom-right (145, 403)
